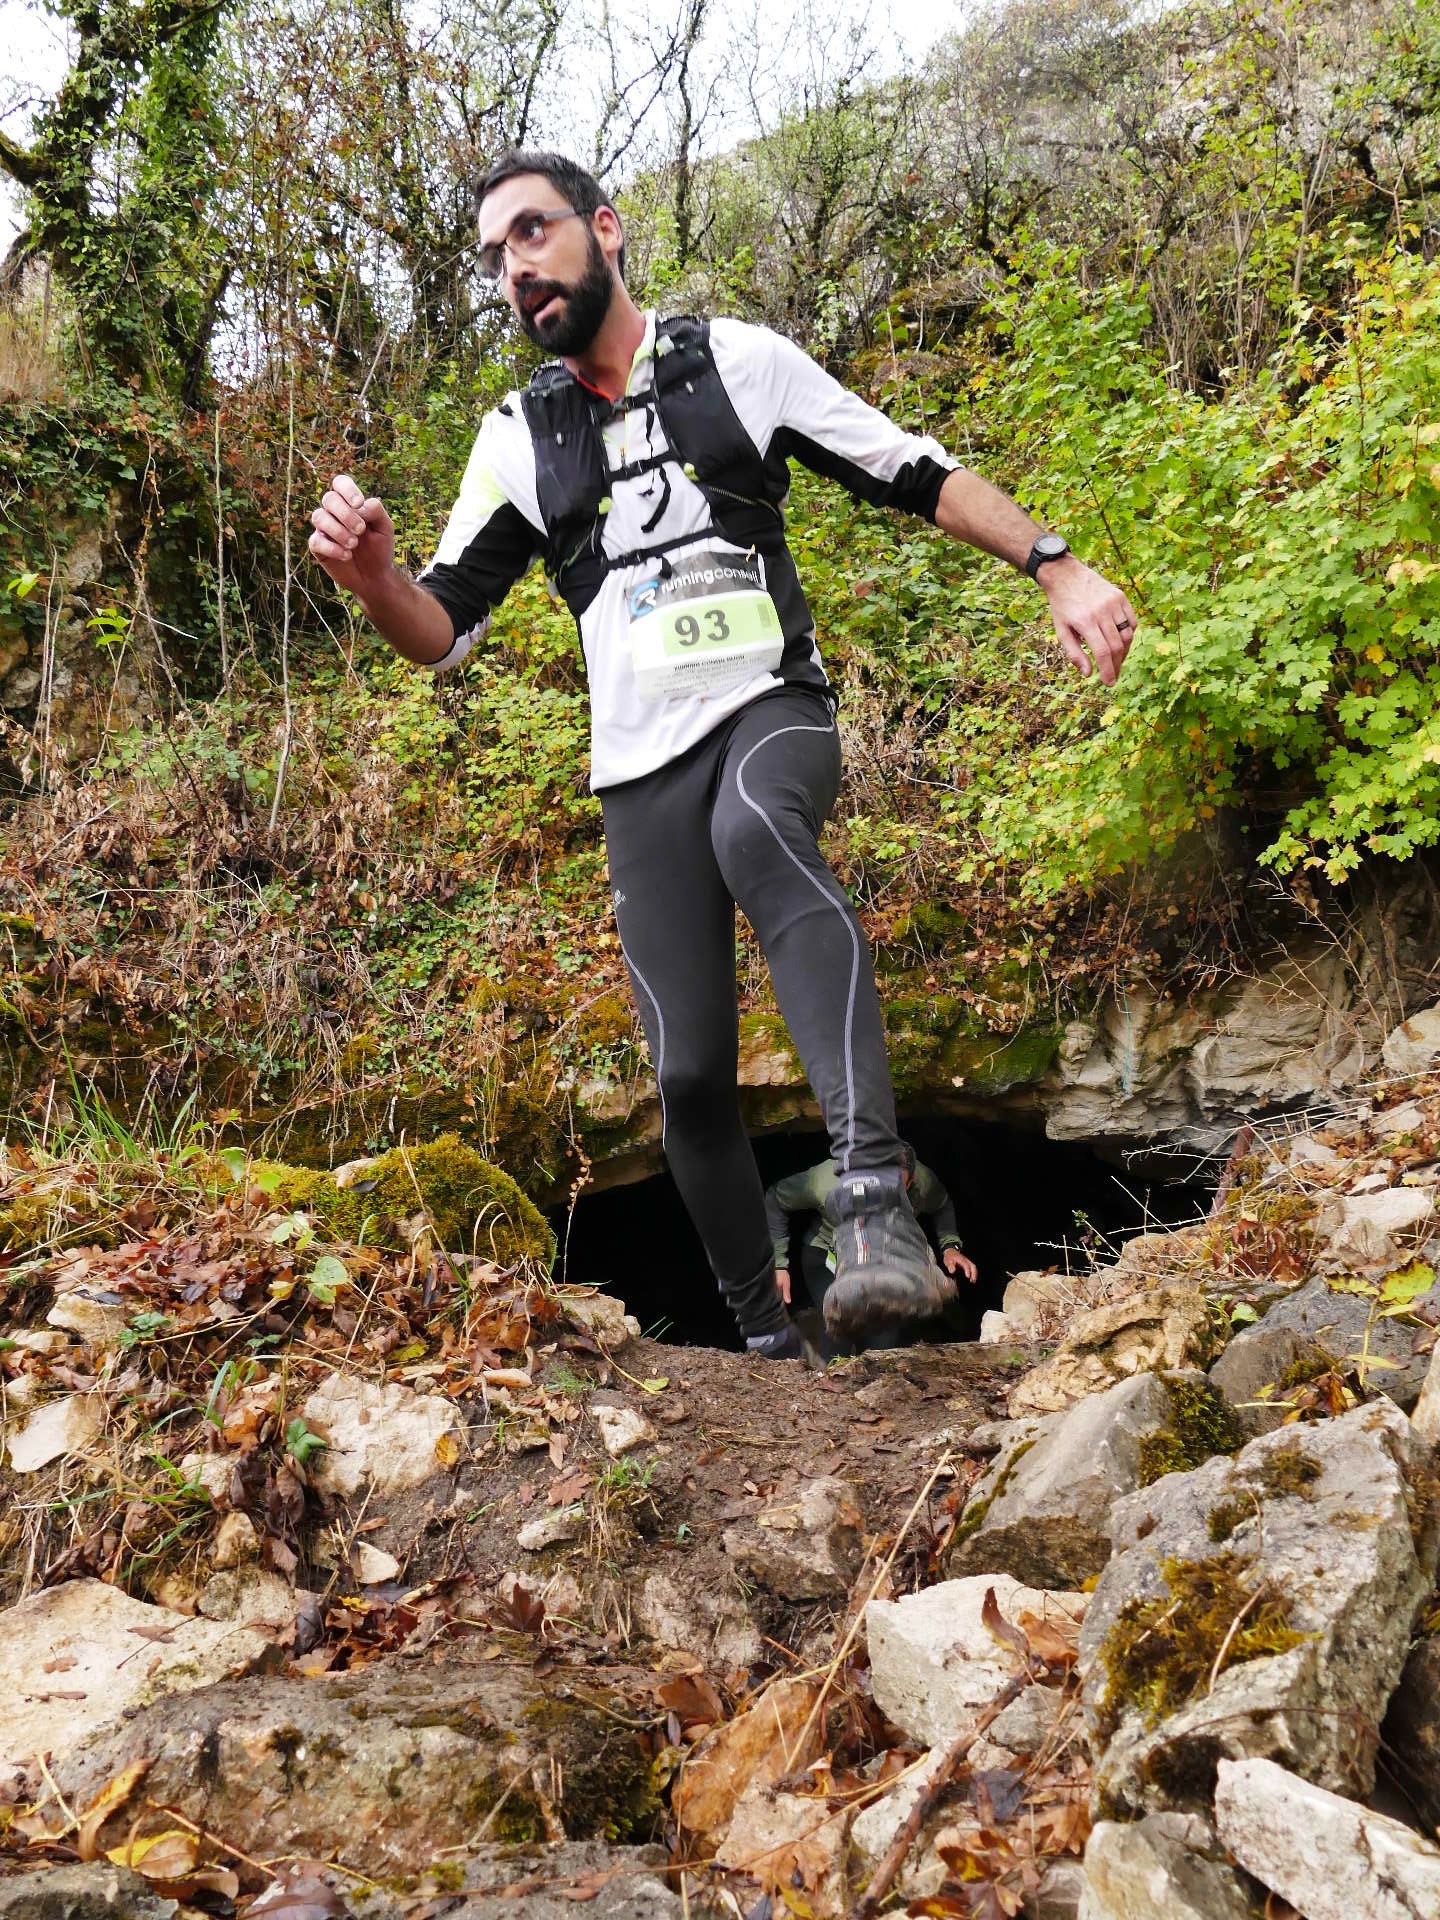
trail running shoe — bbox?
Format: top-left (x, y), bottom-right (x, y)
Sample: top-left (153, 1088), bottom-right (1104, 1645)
top-left (746, 1320), bottom-right (822, 1366)
top-left (822, 1168), bottom-right (958, 1343)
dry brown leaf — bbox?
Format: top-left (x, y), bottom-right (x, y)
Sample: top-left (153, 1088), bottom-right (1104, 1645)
top-left (981, 1587), bottom-right (1029, 1663)
top-left (77, 1757), bottom-right (151, 1860)
top-left (1015, 1614), bottom-right (1078, 1666)
top-left (105, 1828), bottom-right (199, 1879)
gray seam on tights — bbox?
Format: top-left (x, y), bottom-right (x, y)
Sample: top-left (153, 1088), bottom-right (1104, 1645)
top-left (620, 945), bottom-right (669, 1148)
top-left (733, 719), bottom-right (858, 1172)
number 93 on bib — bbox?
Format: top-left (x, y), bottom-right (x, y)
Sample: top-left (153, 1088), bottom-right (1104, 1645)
top-left (627, 545), bottom-right (784, 702)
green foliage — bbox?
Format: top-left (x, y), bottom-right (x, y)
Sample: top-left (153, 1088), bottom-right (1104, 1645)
top-left (6, 0), bottom-right (232, 391)
top-left (284, 1416), bottom-right (326, 1466)
top-left (923, 241), bottom-right (1440, 895)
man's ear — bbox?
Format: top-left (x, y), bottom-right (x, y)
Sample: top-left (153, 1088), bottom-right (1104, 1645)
top-left (594, 204), bottom-right (625, 268)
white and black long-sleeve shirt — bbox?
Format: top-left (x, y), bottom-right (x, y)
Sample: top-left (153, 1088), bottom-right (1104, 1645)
top-left (417, 310), bottom-right (956, 791)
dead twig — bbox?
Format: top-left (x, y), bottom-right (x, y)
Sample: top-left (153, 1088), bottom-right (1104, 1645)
top-left (791, 1450), bottom-right (956, 1762)
top-left (850, 1664), bottom-right (1036, 1920)
top-left (1207, 1580), bottom-right (1272, 1696)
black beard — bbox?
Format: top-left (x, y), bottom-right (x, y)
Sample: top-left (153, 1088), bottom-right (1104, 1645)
top-left (517, 235), bottom-right (615, 355)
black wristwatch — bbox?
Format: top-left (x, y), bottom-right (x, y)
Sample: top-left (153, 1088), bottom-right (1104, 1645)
top-left (1024, 532), bottom-right (1069, 580)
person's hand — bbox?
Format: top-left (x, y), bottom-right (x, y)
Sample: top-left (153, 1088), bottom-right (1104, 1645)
top-left (1041, 556), bottom-right (1138, 687)
top-left (309, 473), bottom-right (397, 599)
top-left (775, 1268), bottom-right (791, 1305)
top-left (943, 1246), bottom-right (978, 1285)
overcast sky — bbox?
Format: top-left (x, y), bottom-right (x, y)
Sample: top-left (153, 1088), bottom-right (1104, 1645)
top-left (0, 0), bottom-right (974, 260)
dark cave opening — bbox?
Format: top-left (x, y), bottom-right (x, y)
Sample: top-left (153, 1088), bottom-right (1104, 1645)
top-left (553, 1115), bottom-right (1212, 1349)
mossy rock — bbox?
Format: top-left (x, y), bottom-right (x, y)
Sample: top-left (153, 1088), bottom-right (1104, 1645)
top-left (253, 1134), bottom-right (554, 1269)
top-left (1137, 1375), bottom-right (1244, 1488)
top-left (882, 989), bottom-right (1062, 1100)
top-left (575, 993), bottom-right (636, 1052)
top-left (1093, 1550), bottom-right (1306, 1743)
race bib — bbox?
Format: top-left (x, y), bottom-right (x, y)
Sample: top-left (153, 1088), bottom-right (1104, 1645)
top-left (628, 546), bottom-right (784, 701)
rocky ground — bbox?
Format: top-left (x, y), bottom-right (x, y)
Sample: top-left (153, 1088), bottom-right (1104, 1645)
top-left (2, 1002), bottom-right (1440, 1918)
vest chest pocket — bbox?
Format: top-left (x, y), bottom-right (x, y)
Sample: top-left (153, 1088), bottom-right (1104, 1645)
top-left (627, 545), bottom-right (784, 702)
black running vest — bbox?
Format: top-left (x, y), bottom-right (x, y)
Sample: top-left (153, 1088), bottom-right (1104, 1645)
top-left (518, 315), bottom-right (799, 627)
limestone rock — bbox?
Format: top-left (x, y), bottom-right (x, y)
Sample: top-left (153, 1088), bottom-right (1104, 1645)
top-left (301, 1373), bottom-right (465, 1496)
top-left (0, 1863), bottom-right (178, 1918)
top-left (1078, 1813), bottom-right (1255, 1920)
top-left (1411, 1343), bottom-right (1440, 1446)
top-left (1028, 1859), bottom-right (1086, 1920)
top-left (355, 1543), bottom-right (402, 1584)
top-left (44, 1292), bottom-right (128, 1346)
top-left (196, 1565), bottom-right (302, 1631)
top-left (5, 1391), bottom-right (103, 1472)
top-left (178, 1451), bottom-right (233, 1502)
top-left (849, 1747), bottom-right (945, 1874)
top-left (0, 1579), bottom-right (277, 1791)
top-left (1110, 1226), bottom-right (1212, 1284)
top-left (1080, 1401), bottom-right (1437, 1817)
top-left (556, 1290), bottom-right (636, 1351)
top-left (1381, 1636), bottom-right (1440, 1836)
top-left (1375, 1100), bottom-right (1429, 1139)
top-left (591, 1402), bottom-right (655, 1456)
top-left (1310, 1186), bottom-right (1434, 1272)
top-left (1260, 1271), bottom-right (1439, 1408)
top-left (1008, 1286), bottom-right (1213, 1417)
top-left (674, 1677), bottom-right (823, 1840)
top-left (950, 1373), bottom-right (1225, 1589)
top-left (1287, 1135), bottom-right (1341, 1174)
top-left (1001, 1271), bottom-right (1073, 1336)
top-left (980, 1310), bottom-right (1024, 1344)
top-left (1383, 1002), bottom-right (1440, 1076)
top-left (989, 1681), bottom-right (1067, 1758)
top-left (1042, 953), bottom-right (1366, 1156)
top-left (1215, 1754), bottom-right (1440, 1920)
top-left (349, 1841), bottom-right (684, 1917)
top-left (963, 1417), bottom-right (1039, 1456)
top-left (631, 1570), bottom-right (761, 1669)
top-left (867, 1575), bottom-right (1085, 1747)
top-left (714, 1783), bottom-right (852, 1906)
top-left (722, 1476), bottom-right (862, 1600)
top-left (518, 1504), bottom-right (586, 1552)
top-left (1207, 1323), bottom-right (1328, 1436)
top-left (210, 1509), bottom-right (260, 1568)
top-left (6, 1328), bottom-right (70, 1356)
top-left (48, 1660), bottom-right (656, 1877)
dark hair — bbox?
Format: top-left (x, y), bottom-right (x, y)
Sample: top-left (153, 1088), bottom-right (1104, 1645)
top-left (475, 149), bottom-right (624, 278)
top-left (898, 1140), bottom-right (917, 1178)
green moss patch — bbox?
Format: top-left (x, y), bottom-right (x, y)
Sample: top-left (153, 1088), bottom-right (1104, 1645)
top-left (955, 1435), bottom-right (1037, 1542)
top-left (253, 1133), bottom-right (553, 1269)
top-left (1252, 1441), bottom-right (1322, 1500)
top-left (1095, 1552), bottom-right (1307, 1741)
top-left (1136, 1376), bottom-right (1244, 1487)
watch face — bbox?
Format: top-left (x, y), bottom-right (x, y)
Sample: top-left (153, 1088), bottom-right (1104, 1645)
top-left (1035, 534), bottom-right (1068, 560)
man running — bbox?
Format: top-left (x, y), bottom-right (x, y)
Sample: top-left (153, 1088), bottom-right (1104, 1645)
top-left (308, 149), bottom-right (1137, 1361)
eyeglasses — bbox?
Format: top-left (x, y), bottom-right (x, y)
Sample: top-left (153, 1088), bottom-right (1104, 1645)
top-left (477, 207), bottom-right (585, 283)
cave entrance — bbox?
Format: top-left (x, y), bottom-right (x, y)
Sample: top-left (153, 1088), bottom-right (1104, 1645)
top-left (552, 1116), bottom-right (1212, 1349)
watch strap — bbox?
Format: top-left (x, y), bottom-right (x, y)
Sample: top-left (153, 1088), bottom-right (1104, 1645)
top-left (1024, 534), bottom-right (1069, 580)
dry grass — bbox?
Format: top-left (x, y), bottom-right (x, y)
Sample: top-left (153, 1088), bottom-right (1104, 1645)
top-left (0, 298), bottom-right (65, 402)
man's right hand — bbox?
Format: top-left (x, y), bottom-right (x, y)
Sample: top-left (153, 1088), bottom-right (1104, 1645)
top-left (775, 1268), bottom-right (791, 1306)
top-left (309, 473), bottom-right (397, 598)
top-left (306, 474), bottom-right (454, 665)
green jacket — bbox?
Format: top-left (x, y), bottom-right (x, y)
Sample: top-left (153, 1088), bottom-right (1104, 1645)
top-left (764, 1158), bottom-right (961, 1268)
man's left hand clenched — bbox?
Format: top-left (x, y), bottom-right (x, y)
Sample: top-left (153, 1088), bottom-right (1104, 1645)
top-left (1042, 555), bottom-right (1138, 687)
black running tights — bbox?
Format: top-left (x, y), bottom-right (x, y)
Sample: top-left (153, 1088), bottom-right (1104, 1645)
top-left (599, 686), bottom-right (903, 1337)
